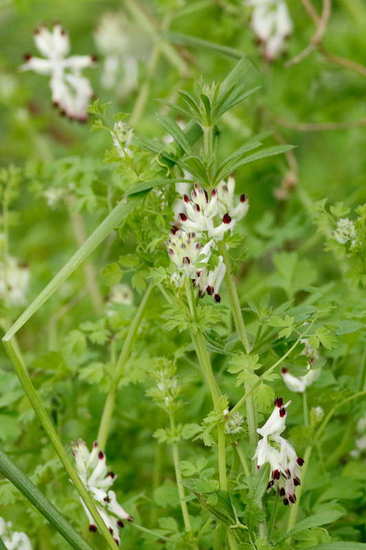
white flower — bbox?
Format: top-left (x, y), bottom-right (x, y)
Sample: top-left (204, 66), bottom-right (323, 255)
top-left (108, 284), bottom-right (133, 306)
top-left (94, 12), bottom-right (143, 97)
top-left (111, 121), bottom-right (134, 159)
top-left (0, 518), bottom-right (32, 550)
top-left (257, 397), bottom-right (290, 437)
top-left (333, 217), bottom-right (357, 246)
top-left (254, 398), bottom-right (304, 505)
top-left (350, 415), bottom-right (366, 458)
top-left (0, 256), bottom-right (30, 306)
top-left (21, 24), bottom-right (95, 121)
top-left (167, 228), bottom-right (213, 283)
top-left (72, 440), bottom-right (132, 545)
top-left (177, 178), bottom-right (249, 240)
top-left (196, 255), bottom-right (226, 303)
top-left (247, 0), bottom-right (293, 60)
top-left (281, 367), bottom-right (319, 393)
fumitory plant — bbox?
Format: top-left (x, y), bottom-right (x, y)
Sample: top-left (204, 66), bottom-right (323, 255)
top-left (1, 1), bottom-right (366, 550)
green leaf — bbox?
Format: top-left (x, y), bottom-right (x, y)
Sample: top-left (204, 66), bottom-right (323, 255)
top-left (101, 262), bottom-right (122, 286)
top-left (307, 544), bottom-right (366, 550)
top-left (278, 510), bottom-right (345, 543)
top-left (156, 114), bottom-right (191, 153)
top-left (0, 450), bottom-right (93, 550)
top-left (167, 32), bottom-right (243, 60)
top-left (218, 145), bottom-right (295, 180)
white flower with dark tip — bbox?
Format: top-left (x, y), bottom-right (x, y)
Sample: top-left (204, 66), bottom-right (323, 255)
top-left (111, 121), bottom-right (134, 159)
top-left (247, 0), bottom-right (293, 60)
top-left (254, 398), bottom-right (304, 505)
top-left (21, 24), bottom-right (95, 121)
top-left (177, 179), bottom-right (249, 240)
top-left (72, 440), bottom-right (132, 545)
top-left (281, 367), bottom-right (319, 393)
top-left (167, 228), bottom-right (212, 285)
top-left (333, 217), bottom-right (357, 246)
top-left (0, 518), bottom-right (32, 550)
top-left (196, 255), bottom-right (226, 303)
top-left (0, 256), bottom-right (30, 306)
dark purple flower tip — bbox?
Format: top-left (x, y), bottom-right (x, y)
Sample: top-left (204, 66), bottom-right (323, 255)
top-left (223, 213), bottom-right (232, 224)
top-left (107, 471), bottom-right (115, 478)
top-left (183, 256), bottom-right (191, 264)
top-left (279, 408), bottom-right (286, 417)
top-left (23, 53), bottom-right (32, 61)
top-left (91, 55), bottom-right (98, 63)
top-left (98, 451), bottom-right (104, 460)
top-left (272, 469), bottom-right (280, 480)
top-left (240, 193), bottom-right (247, 202)
top-left (289, 494), bottom-right (296, 504)
top-left (294, 477), bottom-right (301, 486)
top-left (214, 294), bottom-right (221, 303)
top-left (297, 457), bottom-right (304, 466)
top-left (89, 524), bottom-right (97, 532)
top-left (279, 488), bottom-right (285, 496)
top-left (183, 194), bottom-right (190, 203)
top-left (281, 367), bottom-right (288, 374)
top-left (171, 225), bottom-right (179, 234)
top-left (117, 520), bottom-right (124, 528)
top-left (179, 213), bottom-right (187, 221)
top-left (206, 285), bottom-right (214, 296)
top-left (274, 397), bottom-right (283, 407)
top-left (283, 498), bottom-right (289, 506)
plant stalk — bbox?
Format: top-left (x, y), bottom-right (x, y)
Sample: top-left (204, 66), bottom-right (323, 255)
top-left (185, 281), bottom-right (227, 490)
top-left (97, 282), bottom-right (154, 449)
top-left (2, 338), bottom-right (117, 550)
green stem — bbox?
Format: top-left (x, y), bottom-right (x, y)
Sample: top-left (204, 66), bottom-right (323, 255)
top-left (303, 391), bottom-right (309, 427)
top-left (124, 0), bottom-right (190, 77)
top-left (235, 444), bottom-right (250, 478)
top-left (286, 446), bottom-right (312, 532)
top-left (129, 45), bottom-right (160, 127)
top-left (223, 251), bottom-right (256, 450)
top-left (2, 338), bottom-right (117, 550)
top-left (168, 413), bottom-right (193, 534)
top-left (66, 197), bottom-right (104, 314)
top-left (97, 282), bottom-right (154, 449)
top-left (3, 198), bottom-right (133, 342)
top-left (0, 450), bottom-right (94, 550)
top-left (0, 537), bottom-right (6, 550)
top-left (185, 281), bottom-right (227, 490)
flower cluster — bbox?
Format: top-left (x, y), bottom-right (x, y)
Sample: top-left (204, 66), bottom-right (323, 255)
top-left (167, 178), bottom-right (249, 302)
top-left (94, 12), bottom-right (145, 97)
top-left (73, 440), bottom-right (132, 545)
top-left (0, 518), bottom-right (32, 550)
top-left (254, 398), bottom-right (304, 505)
top-left (0, 255), bottom-right (30, 306)
top-left (281, 366), bottom-right (319, 393)
top-left (247, 0), bottom-right (293, 60)
top-left (21, 24), bottom-right (95, 121)
top-left (333, 217), bottom-right (357, 246)
top-left (224, 410), bottom-right (244, 435)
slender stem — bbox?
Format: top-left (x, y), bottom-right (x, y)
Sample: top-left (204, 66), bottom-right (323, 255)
top-left (168, 413), bottom-right (193, 534)
top-left (303, 391), bottom-right (309, 427)
top-left (2, 338), bottom-right (117, 550)
top-left (223, 250), bottom-right (256, 450)
top-left (97, 282), bottom-right (154, 449)
top-left (0, 538), bottom-right (6, 550)
top-left (235, 444), bottom-right (250, 478)
top-left (286, 446), bottom-right (312, 532)
top-left (129, 45), bottom-right (160, 127)
top-left (185, 281), bottom-right (227, 490)
top-left (3, 198), bottom-right (132, 342)
top-left (223, 250), bottom-right (268, 540)
top-left (66, 197), bottom-right (103, 314)
top-left (124, 0), bottom-right (190, 77)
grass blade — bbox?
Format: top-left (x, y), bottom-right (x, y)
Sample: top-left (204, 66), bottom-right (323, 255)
top-left (0, 450), bottom-right (94, 550)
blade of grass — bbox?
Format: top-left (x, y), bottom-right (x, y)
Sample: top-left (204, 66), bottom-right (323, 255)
top-left (2, 338), bottom-right (117, 550)
top-left (0, 450), bottom-right (94, 550)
